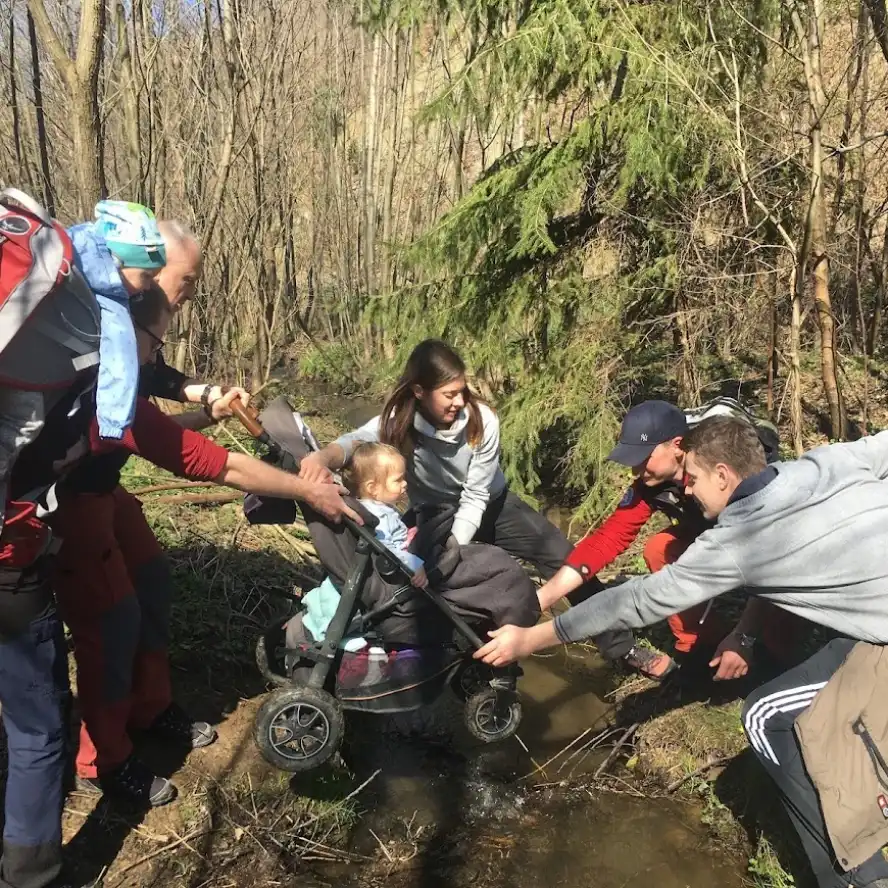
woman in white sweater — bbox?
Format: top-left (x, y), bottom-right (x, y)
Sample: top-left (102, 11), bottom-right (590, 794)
top-left (299, 339), bottom-right (572, 580)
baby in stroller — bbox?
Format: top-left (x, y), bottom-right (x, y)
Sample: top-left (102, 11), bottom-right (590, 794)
top-left (342, 442), bottom-right (430, 591)
top-left (238, 397), bottom-right (541, 773)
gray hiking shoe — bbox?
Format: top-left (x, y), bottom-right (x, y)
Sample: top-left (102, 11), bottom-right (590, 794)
top-left (76, 755), bottom-right (177, 808)
top-left (146, 702), bottom-right (217, 749)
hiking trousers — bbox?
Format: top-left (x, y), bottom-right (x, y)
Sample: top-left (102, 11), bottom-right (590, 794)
top-left (51, 486), bottom-right (173, 778)
top-left (742, 638), bottom-right (888, 888)
top-left (0, 561), bottom-right (68, 888)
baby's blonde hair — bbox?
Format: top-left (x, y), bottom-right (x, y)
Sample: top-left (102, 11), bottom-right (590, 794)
top-left (343, 442), bottom-right (405, 498)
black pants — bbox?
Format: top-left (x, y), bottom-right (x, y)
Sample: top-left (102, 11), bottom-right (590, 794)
top-left (0, 561), bottom-right (68, 888)
top-left (416, 489), bottom-right (635, 661)
top-left (742, 638), bottom-right (888, 888)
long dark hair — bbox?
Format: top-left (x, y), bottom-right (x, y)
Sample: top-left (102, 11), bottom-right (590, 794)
top-left (379, 339), bottom-right (486, 456)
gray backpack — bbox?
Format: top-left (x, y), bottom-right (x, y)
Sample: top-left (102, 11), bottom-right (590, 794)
top-left (684, 396), bottom-right (780, 464)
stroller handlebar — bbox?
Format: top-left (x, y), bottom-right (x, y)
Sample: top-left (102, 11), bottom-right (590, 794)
top-left (230, 396), bottom-right (265, 439)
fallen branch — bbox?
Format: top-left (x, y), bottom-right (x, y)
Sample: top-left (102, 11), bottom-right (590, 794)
top-left (666, 755), bottom-right (735, 793)
top-left (521, 728), bottom-right (592, 780)
top-left (131, 481), bottom-right (218, 494)
top-left (593, 722), bottom-right (640, 780)
top-left (295, 768), bottom-right (381, 835)
top-left (558, 725), bottom-right (622, 775)
top-left (143, 493), bottom-right (242, 506)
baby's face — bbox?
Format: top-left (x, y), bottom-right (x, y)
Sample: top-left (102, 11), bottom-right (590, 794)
top-left (379, 467), bottom-right (407, 504)
top-left (371, 462), bottom-right (408, 505)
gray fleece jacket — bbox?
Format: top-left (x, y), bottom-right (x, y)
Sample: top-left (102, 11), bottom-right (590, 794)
top-left (334, 403), bottom-right (506, 545)
top-left (555, 431), bottom-right (888, 645)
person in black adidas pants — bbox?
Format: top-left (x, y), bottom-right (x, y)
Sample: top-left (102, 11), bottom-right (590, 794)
top-left (473, 418), bottom-right (888, 888)
top-left (743, 639), bottom-right (888, 888)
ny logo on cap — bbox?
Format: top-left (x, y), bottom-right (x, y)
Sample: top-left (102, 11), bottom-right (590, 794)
top-left (640, 433), bottom-right (648, 442)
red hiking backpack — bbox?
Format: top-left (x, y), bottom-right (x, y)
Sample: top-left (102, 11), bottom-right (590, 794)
top-left (0, 188), bottom-right (101, 556)
top-left (0, 188), bottom-right (100, 389)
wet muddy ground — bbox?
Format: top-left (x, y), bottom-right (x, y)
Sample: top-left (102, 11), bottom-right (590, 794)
top-left (316, 646), bottom-right (747, 888)
top-left (50, 383), bottom-right (752, 887)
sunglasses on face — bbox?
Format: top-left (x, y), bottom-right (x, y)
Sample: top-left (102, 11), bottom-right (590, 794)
top-left (133, 320), bottom-right (165, 353)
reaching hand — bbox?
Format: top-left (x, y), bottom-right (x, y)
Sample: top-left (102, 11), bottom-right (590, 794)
top-left (474, 625), bottom-right (533, 667)
top-left (710, 632), bottom-right (753, 681)
top-left (299, 452), bottom-right (334, 485)
top-left (411, 567), bottom-right (429, 589)
top-left (209, 386), bottom-right (251, 421)
top-left (304, 482), bottom-right (362, 524)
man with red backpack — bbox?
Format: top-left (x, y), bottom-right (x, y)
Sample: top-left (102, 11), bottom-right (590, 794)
top-left (0, 192), bottom-right (358, 888)
top-left (537, 400), bottom-right (799, 679)
top-left (0, 189), bottom-right (105, 888)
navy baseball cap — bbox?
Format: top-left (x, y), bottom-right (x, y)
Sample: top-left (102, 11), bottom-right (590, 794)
top-left (607, 400), bottom-right (688, 467)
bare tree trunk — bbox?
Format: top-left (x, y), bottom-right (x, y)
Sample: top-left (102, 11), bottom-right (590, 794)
top-left (674, 292), bottom-right (699, 406)
top-left (863, 0), bottom-right (888, 64)
top-left (27, 0), bottom-right (107, 213)
top-left (789, 266), bottom-right (804, 456)
top-left (9, 11), bottom-right (25, 182)
top-left (796, 0), bottom-right (844, 439)
top-left (830, 0), bottom-right (866, 239)
top-left (868, 220), bottom-right (888, 355)
top-left (767, 279), bottom-right (779, 421)
top-left (200, 0), bottom-right (240, 247)
top-left (362, 29), bottom-right (382, 299)
top-left (27, 10), bottom-right (54, 214)
top-left (115, 0), bottom-right (145, 201)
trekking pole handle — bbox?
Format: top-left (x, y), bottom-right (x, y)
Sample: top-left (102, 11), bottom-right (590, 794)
top-left (230, 396), bottom-right (264, 439)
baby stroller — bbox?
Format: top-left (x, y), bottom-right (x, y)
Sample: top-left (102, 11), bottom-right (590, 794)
top-left (232, 397), bottom-right (526, 773)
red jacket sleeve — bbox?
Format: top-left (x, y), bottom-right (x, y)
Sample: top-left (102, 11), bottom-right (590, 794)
top-left (90, 398), bottom-right (229, 481)
top-left (564, 482), bottom-right (653, 579)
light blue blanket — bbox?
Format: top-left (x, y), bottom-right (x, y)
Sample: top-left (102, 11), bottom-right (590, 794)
top-left (302, 577), bottom-right (367, 651)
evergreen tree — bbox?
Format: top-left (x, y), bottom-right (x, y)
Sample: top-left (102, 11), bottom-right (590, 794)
top-left (364, 0), bottom-right (776, 512)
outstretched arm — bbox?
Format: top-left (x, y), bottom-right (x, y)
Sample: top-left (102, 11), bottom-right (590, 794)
top-left (299, 414), bottom-right (383, 483)
top-left (476, 530), bottom-right (744, 666)
top-left (93, 398), bottom-right (361, 524)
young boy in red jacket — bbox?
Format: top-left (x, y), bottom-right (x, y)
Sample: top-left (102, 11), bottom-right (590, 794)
top-left (538, 400), bottom-right (796, 679)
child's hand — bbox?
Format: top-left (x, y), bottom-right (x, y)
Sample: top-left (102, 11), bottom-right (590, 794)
top-left (411, 567), bottom-right (428, 589)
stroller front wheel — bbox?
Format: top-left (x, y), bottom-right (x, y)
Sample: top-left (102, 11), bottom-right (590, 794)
top-left (465, 687), bottom-right (522, 743)
top-left (254, 687), bottom-right (344, 772)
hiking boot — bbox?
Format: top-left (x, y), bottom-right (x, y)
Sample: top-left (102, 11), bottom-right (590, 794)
top-left (76, 755), bottom-right (177, 808)
top-left (622, 645), bottom-right (677, 682)
top-left (145, 702), bottom-right (217, 749)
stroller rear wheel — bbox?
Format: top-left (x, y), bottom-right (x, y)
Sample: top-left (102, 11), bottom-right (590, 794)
top-left (465, 687), bottom-right (522, 743)
top-left (254, 687), bottom-right (344, 772)
top-left (450, 661), bottom-right (494, 701)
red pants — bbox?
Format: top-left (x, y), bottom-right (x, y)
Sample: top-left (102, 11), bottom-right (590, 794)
top-left (51, 487), bottom-right (173, 778)
top-left (644, 529), bottom-right (799, 656)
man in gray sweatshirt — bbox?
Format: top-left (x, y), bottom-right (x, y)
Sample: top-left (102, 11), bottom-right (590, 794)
top-left (475, 416), bottom-right (888, 888)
